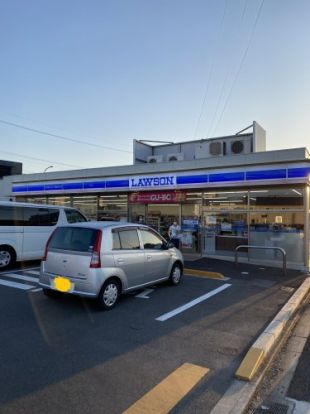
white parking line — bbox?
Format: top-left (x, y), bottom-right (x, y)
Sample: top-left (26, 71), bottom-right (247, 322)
top-left (0, 266), bottom-right (40, 276)
top-left (24, 270), bottom-right (40, 276)
top-left (0, 279), bottom-right (35, 290)
top-left (135, 289), bottom-right (154, 299)
top-left (4, 273), bottom-right (38, 283)
top-left (156, 283), bottom-right (232, 322)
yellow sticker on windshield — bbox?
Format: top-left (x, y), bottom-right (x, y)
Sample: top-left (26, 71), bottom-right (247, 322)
top-left (54, 277), bottom-right (71, 292)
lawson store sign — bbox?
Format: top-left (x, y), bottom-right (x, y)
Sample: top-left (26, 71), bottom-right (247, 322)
top-left (11, 166), bottom-right (310, 194)
top-left (130, 175), bottom-right (176, 188)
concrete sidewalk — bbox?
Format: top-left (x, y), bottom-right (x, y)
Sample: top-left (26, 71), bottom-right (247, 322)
top-left (184, 256), bottom-right (310, 414)
top-left (288, 317), bottom-right (310, 404)
top-left (247, 300), bottom-right (310, 414)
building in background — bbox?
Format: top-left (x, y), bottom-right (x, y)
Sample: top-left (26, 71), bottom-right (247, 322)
top-left (1, 122), bottom-right (309, 271)
top-left (0, 160), bottom-right (22, 178)
top-left (0, 160), bottom-right (22, 201)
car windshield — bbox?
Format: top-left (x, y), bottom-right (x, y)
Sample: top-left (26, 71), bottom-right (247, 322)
top-left (49, 227), bottom-right (98, 252)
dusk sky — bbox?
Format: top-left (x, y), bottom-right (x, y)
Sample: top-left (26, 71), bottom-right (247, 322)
top-left (1, 0), bottom-right (309, 173)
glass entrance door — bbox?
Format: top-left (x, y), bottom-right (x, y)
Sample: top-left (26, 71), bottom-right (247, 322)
top-left (181, 202), bottom-right (201, 253)
top-left (202, 212), bottom-right (248, 256)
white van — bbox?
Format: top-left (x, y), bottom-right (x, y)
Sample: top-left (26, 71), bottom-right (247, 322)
top-left (0, 201), bottom-right (88, 269)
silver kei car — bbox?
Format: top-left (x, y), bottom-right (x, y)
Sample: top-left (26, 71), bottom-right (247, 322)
top-left (39, 221), bottom-right (184, 309)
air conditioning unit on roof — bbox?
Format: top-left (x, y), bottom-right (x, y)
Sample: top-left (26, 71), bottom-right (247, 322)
top-left (226, 137), bottom-right (252, 155)
top-left (195, 141), bottom-right (225, 159)
top-left (209, 141), bottom-right (224, 156)
top-left (147, 155), bottom-right (164, 163)
top-left (167, 153), bottom-right (184, 162)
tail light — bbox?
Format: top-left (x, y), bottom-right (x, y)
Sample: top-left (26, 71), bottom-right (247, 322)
top-left (42, 229), bottom-right (57, 261)
top-left (90, 230), bottom-right (102, 268)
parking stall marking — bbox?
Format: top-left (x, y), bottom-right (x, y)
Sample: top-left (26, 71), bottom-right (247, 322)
top-left (4, 273), bottom-right (38, 283)
top-left (0, 268), bottom-right (40, 291)
top-left (123, 362), bottom-right (209, 414)
top-left (0, 279), bottom-right (35, 290)
top-left (156, 283), bottom-right (231, 322)
top-left (24, 270), bottom-right (40, 276)
top-left (135, 288), bottom-right (155, 299)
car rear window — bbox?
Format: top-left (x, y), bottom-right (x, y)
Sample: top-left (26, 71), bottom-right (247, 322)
top-left (49, 227), bottom-right (99, 252)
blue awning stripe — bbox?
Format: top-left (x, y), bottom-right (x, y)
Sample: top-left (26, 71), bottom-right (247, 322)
top-left (11, 166), bottom-right (310, 194)
top-left (84, 181), bottom-right (106, 189)
top-left (209, 172), bottom-right (244, 182)
top-left (63, 183), bottom-right (84, 190)
top-left (12, 186), bottom-right (28, 193)
top-left (106, 180), bottom-right (130, 188)
top-left (287, 167), bottom-right (310, 178)
top-left (176, 175), bottom-right (208, 184)
top-left (245, 169), bottom-right (287, 180)
top-left (26, 185), bottom-right (45, 192)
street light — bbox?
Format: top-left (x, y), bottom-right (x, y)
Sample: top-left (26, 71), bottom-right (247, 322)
top-left (43, 165), bottom-right (53, 173)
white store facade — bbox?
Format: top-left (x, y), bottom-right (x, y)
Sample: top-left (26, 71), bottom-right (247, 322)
top-left (1, 122), bottom-right (310, 271)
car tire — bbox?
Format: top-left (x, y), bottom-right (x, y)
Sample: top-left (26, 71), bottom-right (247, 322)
top-left (0, 246), bottom-right (16, 270)
top-left (43, 288), bottom-right (59, 298)
top-left (97, 279), bottom-right (120, 310)
top-left (169, 263), bottom-right (183, 285)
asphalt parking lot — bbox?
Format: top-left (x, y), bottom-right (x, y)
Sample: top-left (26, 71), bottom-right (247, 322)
top-left (0, 259), bottom-right (307, 414)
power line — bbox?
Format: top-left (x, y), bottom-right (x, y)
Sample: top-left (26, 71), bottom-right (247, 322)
top-left (206, 0), bottom-right (249, 138)
top-left (211, 0), bottom-right (265, 137)
top-left (0, 149), bottom-right (83, 169)
top-left (192, 0), bottom-right (228, 139)
top-left (0, 119), bottom-right (132, 154)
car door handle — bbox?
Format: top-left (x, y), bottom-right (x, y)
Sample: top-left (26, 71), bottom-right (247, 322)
top-left (146, 255), bottom-right (152, 260)
top-left (117, 258), bottom-right (124, 264)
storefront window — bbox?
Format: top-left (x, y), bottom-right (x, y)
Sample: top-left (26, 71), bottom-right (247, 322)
top-left (203, 191), bottom-right (248, 210)
top-left (249, 211), bottom-right (304, 264)
top-left (47, 196), bottom-right (71, 206)
top-left (98, 194), bottom-right (128, 221)
top-left (147, 204), bottom-right (180, 237)
top-left (249, 188), bottom-right (304, 210)
top-left (72, 195), bottom-right (98, 220)
top-left (17, 196), bottom-right (48, 204)
top-left (129, 204), bottom-right (146, 225)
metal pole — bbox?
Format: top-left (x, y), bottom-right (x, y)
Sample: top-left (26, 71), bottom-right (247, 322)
top-left (235, 245), bottom-right (287, 275)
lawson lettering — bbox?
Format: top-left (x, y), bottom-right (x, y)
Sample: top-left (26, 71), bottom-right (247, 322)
top-left (130, 176), bottom-right (175, 188)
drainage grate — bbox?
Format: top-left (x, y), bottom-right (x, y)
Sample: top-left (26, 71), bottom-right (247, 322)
top-left (254, 402), bottom-right (290, 414)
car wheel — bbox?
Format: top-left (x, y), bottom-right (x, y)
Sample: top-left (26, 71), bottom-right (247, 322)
top-left (0, 246), bottom-right (16, 270)
top-left (169, 263), bottom-right (183, 285)
top-left (97, 279), bottom-right (120, 310)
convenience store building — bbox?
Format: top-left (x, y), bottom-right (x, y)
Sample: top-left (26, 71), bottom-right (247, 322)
top-left (1, 122), bottom-right (310, 271)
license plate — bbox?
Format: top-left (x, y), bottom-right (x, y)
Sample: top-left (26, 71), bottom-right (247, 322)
top-left (54, 276), bottom-right (72, 292)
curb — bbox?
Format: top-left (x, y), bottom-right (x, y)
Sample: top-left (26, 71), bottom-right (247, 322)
top-left (210, 277), bottom-right (310, 414)
top-left (235, 277), bottom-right (310, 381)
